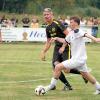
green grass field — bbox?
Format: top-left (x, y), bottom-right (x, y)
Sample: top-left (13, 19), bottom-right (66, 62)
top-left (0, 42), bottom-right (100, 100)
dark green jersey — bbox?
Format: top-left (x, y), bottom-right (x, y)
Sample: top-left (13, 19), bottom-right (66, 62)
top-left (46, 19), bottom-right (66, 46)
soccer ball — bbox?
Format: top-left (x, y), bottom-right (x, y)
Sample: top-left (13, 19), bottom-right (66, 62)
top-left (35, 85), bottom-right (46, 96)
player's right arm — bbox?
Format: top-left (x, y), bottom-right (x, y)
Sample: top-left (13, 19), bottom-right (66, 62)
top-left (85, 33), bottom-right (100, 42)
top-left (51, 37), bottom-right (66, 44)
top-left (50, 37), bottom-right (67, 54)
top-left (40, 38), bottom-right (51, 61)
top-left (59, 43), bottom-right (67, 54)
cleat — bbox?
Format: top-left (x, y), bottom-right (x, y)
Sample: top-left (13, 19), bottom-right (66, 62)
top-left (94, 90), bottom-right (100, 95)
top-left (44, 85), bottom-right (56, 91)
top-left (62, 85), bottom-right (73, 91)
top-left (83, 77), bottom-right (88, 84)
top-left (50, 86), bottom-right (56, 90)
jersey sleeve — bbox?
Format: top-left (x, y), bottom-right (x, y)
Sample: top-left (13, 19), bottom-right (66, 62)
top-left (78, 30), bottom-right (86, 37)
top-left (53, 20), bottom-right (66, 32)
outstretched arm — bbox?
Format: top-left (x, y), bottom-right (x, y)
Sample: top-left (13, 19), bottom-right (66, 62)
top-left (51, 37), bottom-right (67, 44)
top-left (50, 37), bottom-right (68, 54)
top-left (41, 38), bottom-right (51, 61)
top-left (85, 33), bottom-right (100, 43)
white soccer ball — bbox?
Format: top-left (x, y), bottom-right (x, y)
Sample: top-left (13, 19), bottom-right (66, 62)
top-left (35, 85), bottom-right (46, 96)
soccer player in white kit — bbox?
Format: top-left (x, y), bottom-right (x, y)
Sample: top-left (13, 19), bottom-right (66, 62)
top-left (45, 16), bottom-right (100, 94)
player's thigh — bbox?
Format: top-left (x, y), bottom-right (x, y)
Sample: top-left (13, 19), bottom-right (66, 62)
top-left (55, 63), bottom-right (65, 71)
top-left (77, 63), bottom-right (89, 72)
top-left (62, 59), bottom-right (85, 69)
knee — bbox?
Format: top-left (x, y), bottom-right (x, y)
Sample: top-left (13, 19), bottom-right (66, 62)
top-left (64, 68), bottom-right (70, 73)
top-left (55, 64), bottom-right (62, 71)
top-left (52, 61), bottom-right (59, 69)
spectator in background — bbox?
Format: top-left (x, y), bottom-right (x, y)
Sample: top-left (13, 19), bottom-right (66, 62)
top-left (1, 19), bottom-right (13, 28)
top-left (1, 19), bottom-right (8, 27)
top-left (22, 14), bottom-right (30, 28)
top-left (80, 17), bottom-right (86, 26)
top-left (0, 15), bottom-right (7, 27)
top-left (98, 18), bottom-right (100, 25)
top-left (86, 17), bottom-right (93, 26)
top-left (30, 16), bottom-right (39, 28)
top-left (11, 15), bottom-right (18, 27)
top-left (92, 17), bottom-right (99, 37)
top-left (58, 17), bottom-right (68, 28)
top-left (7, 19), bottom-right (13, 28)
top-left (1, 15), bottom-right (6, 23)
top-left (65, 16), bottom-right (70, 25)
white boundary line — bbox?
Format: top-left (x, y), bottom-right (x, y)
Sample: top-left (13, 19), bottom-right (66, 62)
top-left (0, 75), bottom-right (74, 84)
top-left (0, 60), bottom-right (51, 64)
top-left (0, 60), bottom-right (93, 84)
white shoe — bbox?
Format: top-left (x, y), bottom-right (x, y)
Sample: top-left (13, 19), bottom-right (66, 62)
top-left (94, 90), bottom-right (100, 95)
top-left (44, 86), bottom-right (50, 92)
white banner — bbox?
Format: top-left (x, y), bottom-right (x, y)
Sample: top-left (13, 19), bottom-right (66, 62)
top-left (0, 26), bottom-right (92, 42)
top-left (1, 28), bottom-right (47, 42)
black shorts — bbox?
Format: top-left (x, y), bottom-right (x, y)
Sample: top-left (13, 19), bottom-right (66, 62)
top-left (52, 45), bottom-right (70, 68)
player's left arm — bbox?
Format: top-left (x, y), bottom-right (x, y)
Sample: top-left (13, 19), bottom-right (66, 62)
top-left (59, 42), bottom-right (67, 54)
top-left (84, 33), bottom-right (100, 43)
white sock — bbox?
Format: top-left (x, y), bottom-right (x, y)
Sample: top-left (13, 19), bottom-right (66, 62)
top-left (95, 81), bottom-right (100, 90)
top-left (45, 77), bottom-right (58, 92)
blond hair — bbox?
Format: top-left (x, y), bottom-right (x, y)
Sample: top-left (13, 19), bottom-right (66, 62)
top-left (43, 8), bottom-right (53, 13)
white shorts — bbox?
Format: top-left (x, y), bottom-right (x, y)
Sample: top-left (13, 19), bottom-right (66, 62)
top-left (62, 59), bottom-right (89, 72)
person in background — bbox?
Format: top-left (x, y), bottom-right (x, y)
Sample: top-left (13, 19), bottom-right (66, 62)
top-left (30, 16), bottom-right (39, 28)
top-left (58, 17), bottom-right (68, 28)
top-left (22, 14), bottom-right (30, 28)
top-left (92, 17), bottom-right (99, 37)
top-left (11, 15), bottom-right (18, 27)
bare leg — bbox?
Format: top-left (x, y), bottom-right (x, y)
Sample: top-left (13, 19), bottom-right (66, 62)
top-left (54, 63), bottom-right (70, 79)
top-left (80, 71), bottom-right (100, 93)
top-left (80, 72), bottom-right (97, 84)
top-left (45, 63), bottom-right (70, 91)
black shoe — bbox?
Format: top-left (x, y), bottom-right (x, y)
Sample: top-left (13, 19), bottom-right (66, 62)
top-left (83, 77), bottom-right (88, 84)
top-left (50, 86), bottom-right (56, 90)
top-left (62, 85), bottom-right (73, 91)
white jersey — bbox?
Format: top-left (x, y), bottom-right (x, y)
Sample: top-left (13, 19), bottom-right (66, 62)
top-left (65, 29), bottom-right (87, 62)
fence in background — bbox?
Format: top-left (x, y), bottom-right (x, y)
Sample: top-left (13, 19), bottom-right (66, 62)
top-left (0, 26), bottom-right (94, 42)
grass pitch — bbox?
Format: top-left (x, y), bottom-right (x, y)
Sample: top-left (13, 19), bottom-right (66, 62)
top-left (0, 42), bottom-right (100, 100)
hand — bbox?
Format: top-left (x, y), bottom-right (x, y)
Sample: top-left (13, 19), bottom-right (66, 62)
top-left (59, 46), bottom-right (65, 54)
top-left (96, 38), bottom-right (100, 42)
top-left (50, 37), bottom-right (57, 43)
top-left (40, 51), bottom-right (46, 61)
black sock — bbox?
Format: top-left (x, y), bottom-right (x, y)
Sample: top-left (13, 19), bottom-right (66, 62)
top-left (59, 72), bottom-right (72, 87)
top-left (70, 69), bottom-right (80, 74)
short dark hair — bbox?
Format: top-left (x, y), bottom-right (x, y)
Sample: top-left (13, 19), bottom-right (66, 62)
top-left (70, 16), bottom-right (80, 25)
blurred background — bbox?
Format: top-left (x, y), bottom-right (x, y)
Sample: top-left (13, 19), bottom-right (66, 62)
top-left (0, 0), bottom-right (100, 27)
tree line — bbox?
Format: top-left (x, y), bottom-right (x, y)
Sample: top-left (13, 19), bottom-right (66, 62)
top-left (0, 0), bottom-right (100, 16)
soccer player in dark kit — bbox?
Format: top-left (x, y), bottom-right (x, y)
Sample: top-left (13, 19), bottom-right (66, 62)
top-left (41, 8), bottom-right (88, 91)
